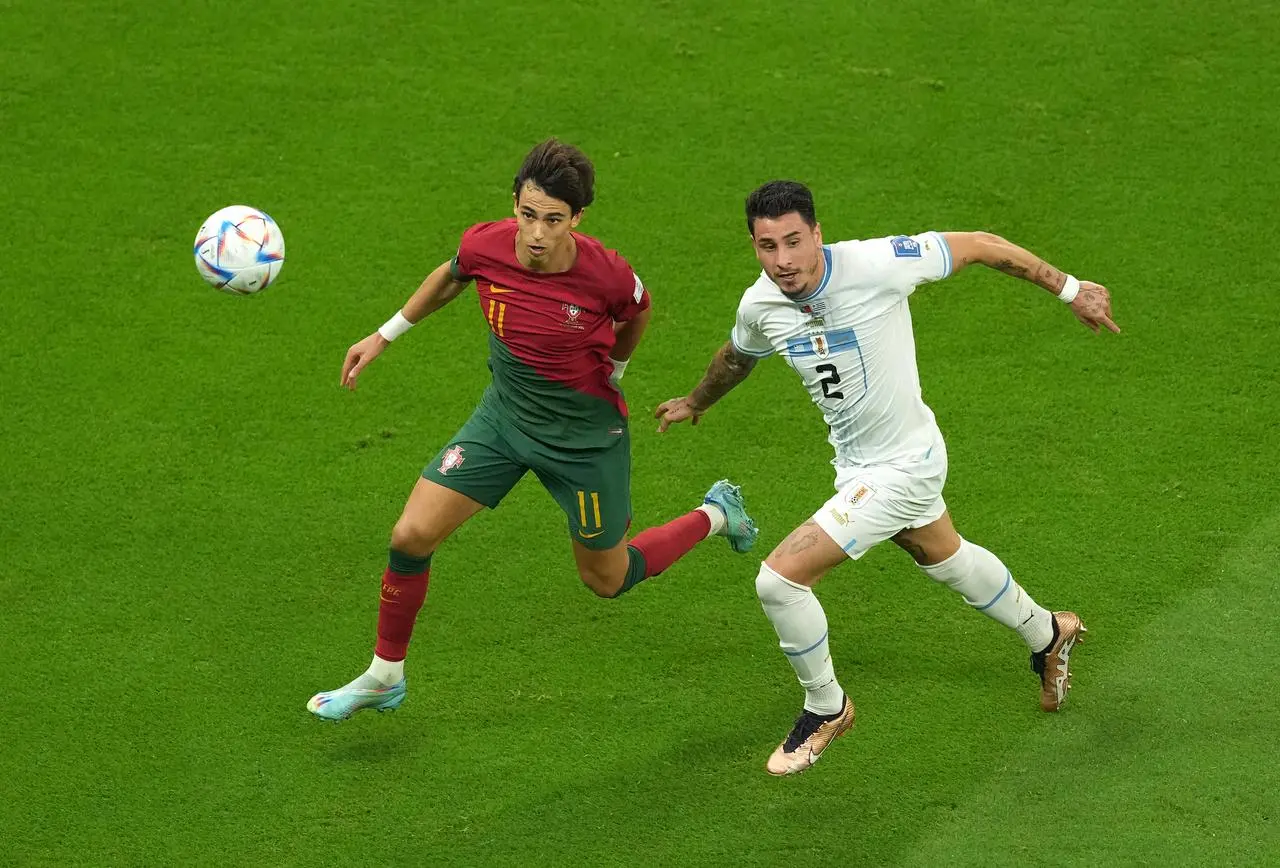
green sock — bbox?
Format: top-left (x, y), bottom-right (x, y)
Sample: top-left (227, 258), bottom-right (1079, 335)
top-left (609, 547), bottom-right (648, 598)
top-left (389, 548), bottom-right (432, 574)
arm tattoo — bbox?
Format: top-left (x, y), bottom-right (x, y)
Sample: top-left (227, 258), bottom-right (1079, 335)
top-left (993, 254), bottom-right (1066, 294)
top-left (993, 258), bottom-right (1030, 280)
top-left (689, 342), bottom-right (757, 410)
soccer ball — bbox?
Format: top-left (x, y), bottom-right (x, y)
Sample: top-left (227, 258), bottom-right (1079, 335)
top-left (193, 205), bottom-right (285, 294)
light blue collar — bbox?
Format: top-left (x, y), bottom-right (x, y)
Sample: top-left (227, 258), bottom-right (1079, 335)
top-left (789, 245), bottom-right (833, 303)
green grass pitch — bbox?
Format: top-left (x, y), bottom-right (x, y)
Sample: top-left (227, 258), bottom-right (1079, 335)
top-left (3, 0), bottom-right (1279, 864)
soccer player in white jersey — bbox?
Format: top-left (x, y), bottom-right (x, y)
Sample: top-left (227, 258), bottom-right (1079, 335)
top-left (656, 181), bottom-right (1119, 776)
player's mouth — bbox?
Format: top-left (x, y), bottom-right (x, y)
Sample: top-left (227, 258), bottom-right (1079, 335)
top-left (777, 271), bottom-right (799, 283)
top-left (528, 244), bottom-right (547, 256)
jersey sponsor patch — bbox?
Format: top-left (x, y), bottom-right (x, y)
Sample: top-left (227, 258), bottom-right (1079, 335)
top-left (632, 273), bottom-right (645, 303)
top-left (890, 235), bottom-right (922, 258)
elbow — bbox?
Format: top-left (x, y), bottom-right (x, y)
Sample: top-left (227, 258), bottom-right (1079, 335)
top-left (972, 231), bottom-right (1007, 257)
top-left (955, 231), bottom-right (1008, 268)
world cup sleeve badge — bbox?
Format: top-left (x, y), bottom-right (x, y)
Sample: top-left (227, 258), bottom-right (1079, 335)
top-left (891, 235), bottom-right (922, 258)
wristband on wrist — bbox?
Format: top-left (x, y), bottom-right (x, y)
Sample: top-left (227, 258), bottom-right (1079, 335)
top-left (378, 311), bottom-right (414, 341)
top-left (1058, 275), bottom-right (1081, 304)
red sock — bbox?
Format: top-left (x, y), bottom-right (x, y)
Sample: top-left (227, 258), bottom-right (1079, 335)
top-left (630, 510), bottom-right (712, 577)
top-left (375, 564), bottom-right (430, 662)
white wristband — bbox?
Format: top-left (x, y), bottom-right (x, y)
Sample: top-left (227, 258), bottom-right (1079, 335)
top-left (609, 357), bottom-right (629, 383)
top-left (1058, 275), bottom-right (1080, 304)
top-left (378, 311), bottom-right (414, 342)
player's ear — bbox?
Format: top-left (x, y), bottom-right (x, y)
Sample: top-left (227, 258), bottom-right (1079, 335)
top-left (570, 209), bottom-right (585, 229)
top-left (813, 221), bottom-right (823, 246)
top-left (511, 193), bottom-right (520, 217)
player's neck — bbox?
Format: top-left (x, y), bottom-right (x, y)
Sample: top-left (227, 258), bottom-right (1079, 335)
top-left (516, 235), bottom-right (578, 273)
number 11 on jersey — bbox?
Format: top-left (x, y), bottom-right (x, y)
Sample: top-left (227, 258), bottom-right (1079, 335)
top-left (577, 490), bottom-right (603, 535)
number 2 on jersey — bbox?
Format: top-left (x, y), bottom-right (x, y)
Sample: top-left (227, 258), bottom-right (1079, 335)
top-left (815, 364), bottom-right (844, 400)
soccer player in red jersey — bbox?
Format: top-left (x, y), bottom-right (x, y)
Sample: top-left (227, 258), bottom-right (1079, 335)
top-left (308, 140), bottom-right (759, 720)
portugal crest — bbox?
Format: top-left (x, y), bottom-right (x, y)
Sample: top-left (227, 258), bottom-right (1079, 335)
top-left (560, 303), bottom-right (586, 330)
top-left (438, 445), bottom-right (465, 474)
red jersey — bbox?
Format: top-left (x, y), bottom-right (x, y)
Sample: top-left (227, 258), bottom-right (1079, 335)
top-left (451, 219), bottom-right (651, 447)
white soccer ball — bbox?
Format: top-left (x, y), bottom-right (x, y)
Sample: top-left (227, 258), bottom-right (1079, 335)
top-left (193, 205), bottom-right (285, 294)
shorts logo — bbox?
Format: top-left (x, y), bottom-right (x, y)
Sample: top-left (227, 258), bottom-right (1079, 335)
top-left (561, 303), bottom-right (586, 330)
top-left (438, 445), bottom-right (465, 474)
top-left (828, 508), bottom-right (849, 527)
top-left (891, 235), bottom-right (922, 258)
top-left (843, 481), bottom-right (876, 509)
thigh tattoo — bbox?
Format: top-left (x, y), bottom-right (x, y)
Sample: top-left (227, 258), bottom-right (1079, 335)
top-left (785, 520), bottom-right (824, 555)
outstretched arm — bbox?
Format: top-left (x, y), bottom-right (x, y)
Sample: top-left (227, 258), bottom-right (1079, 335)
top-left (942, 231), bottom-right (1120, 334)
top-left (655, 341), bottom-right (759, 432)
top-left (341, 259), bottom-right (472, 390)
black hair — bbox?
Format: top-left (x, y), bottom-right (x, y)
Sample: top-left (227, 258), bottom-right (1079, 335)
top-left (745, 180), bottom-right (817, 233)
top-left (513, 139), bottom-right (595, 214)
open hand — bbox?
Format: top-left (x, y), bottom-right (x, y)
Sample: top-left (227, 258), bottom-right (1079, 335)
top-left (654, 396), bottom-right (705, 432)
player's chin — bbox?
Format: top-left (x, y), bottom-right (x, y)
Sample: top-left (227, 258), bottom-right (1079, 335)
top-left (776, 275), bottom-right (805, 294)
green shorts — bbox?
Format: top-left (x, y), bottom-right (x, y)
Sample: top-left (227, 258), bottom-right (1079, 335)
top-left (423, 402), bottom-right (632, 550)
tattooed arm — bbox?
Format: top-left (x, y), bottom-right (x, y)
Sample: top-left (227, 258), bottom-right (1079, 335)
top-left (655, 341), bottom-right (759, 432)
top-left (941, 231), bottom-right (1120, 334)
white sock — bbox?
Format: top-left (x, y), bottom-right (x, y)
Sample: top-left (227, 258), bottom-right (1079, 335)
top-left (697, 503), bottom-right (727, 538)
top-left (755, 562), bottom-right (845, 715)
top-left (921, 539), bottom-right (1054, 651)
top-left (366, 654), bottom-right (405, 687)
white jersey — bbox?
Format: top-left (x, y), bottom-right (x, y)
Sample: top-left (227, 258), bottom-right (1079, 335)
top-left (731, 233), bottom-right (953, 475)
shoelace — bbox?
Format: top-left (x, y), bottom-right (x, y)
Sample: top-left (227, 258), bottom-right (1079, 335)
top-left (783, 710), bottom-right (829, 752)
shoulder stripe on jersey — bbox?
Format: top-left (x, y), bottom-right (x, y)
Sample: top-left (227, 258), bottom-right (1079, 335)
top-left (730, 331), bottom-right (775, 358)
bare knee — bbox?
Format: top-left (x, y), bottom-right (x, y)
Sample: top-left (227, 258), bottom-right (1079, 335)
top-left (390, 516), bottom-right (444, 557)
top-left (577, 564), bottom-right (624, 598)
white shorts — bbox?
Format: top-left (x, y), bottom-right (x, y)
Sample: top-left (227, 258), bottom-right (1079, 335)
top-left (813, 460), bottom-right (948, 560)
